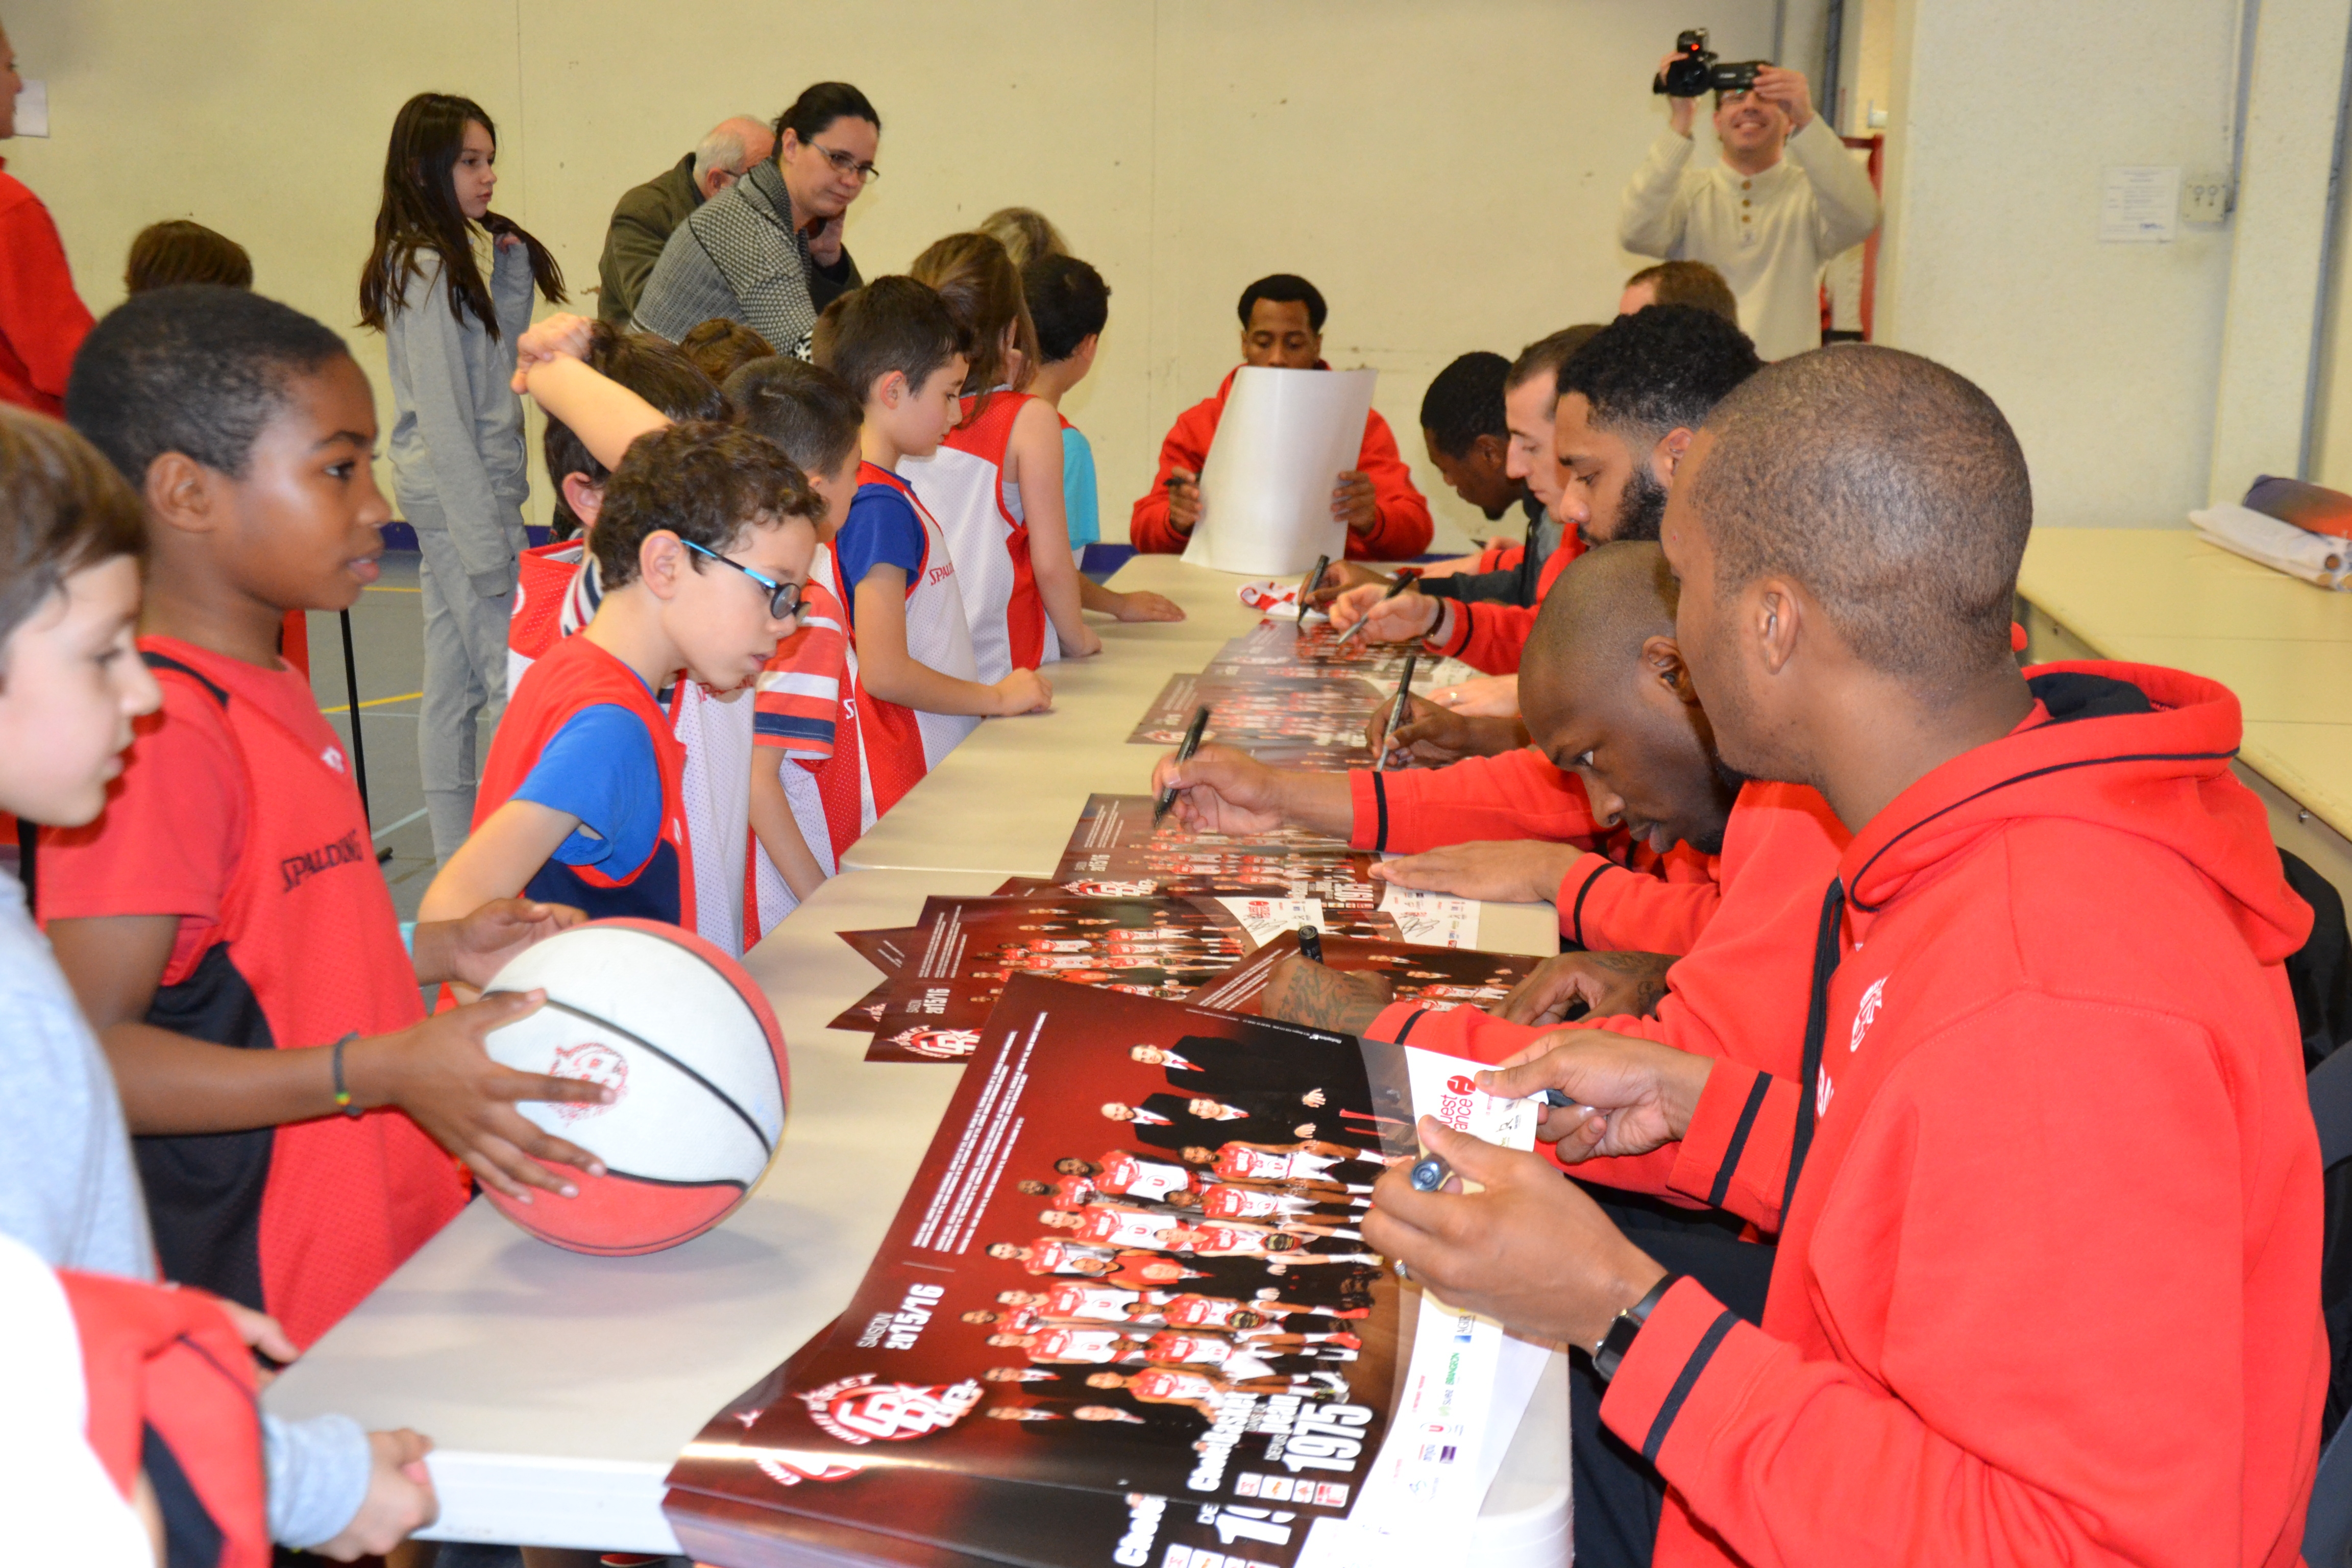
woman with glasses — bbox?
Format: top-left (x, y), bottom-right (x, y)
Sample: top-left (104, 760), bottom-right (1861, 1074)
top-left (633, 81), bottom-right (880, 358)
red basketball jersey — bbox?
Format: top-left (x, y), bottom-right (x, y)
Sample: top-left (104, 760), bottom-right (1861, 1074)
top-left (475, 634), bottom-right (698, 933)
top-left (900, 390), bottom-right (1058, 681)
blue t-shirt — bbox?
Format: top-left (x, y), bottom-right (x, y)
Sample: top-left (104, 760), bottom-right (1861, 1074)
top-left (835, 479), bottom-right (927, 628)
top-left (1059, 425), bottom-right (1101, 550)
top-left (512, 701), bottom-right (662, 872)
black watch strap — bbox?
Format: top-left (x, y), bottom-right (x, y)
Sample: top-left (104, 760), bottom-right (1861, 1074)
top-left (1592, 1272), bottom-right (1681, 1383)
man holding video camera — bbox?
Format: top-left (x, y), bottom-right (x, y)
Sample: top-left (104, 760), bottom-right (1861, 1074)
top-left (1619, 36), bottom-right (1880, 361)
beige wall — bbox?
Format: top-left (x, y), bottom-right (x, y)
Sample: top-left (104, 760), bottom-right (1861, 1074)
top-left (1873, 0), bottom-right (2247, 528)
top-left (5, 0), bottom-right (1782, 552)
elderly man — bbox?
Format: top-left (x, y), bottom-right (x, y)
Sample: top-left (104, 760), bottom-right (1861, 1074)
top-left (595, 115), bottom-right (774, 326)
top-left (1619, 63), bottom-right (1877, 360)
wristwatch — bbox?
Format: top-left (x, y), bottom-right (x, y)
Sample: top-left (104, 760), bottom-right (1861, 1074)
top-left (1592, 1272), bottom-right (1681, 1383)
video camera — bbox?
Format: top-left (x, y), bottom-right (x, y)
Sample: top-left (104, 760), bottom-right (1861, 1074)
top-left (1653, 29), bottom-right (1768, 99)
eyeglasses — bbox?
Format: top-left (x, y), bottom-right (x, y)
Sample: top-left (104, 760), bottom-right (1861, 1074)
top-left (682, 540), bottom-right (803, 620)
top-left (807, 142), bottom-right (880, 183)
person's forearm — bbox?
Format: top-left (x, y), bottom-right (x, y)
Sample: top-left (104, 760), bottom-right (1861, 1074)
top-left (1079, 578), bottom-right (1123, 613)
top-left (1618, 128), bottom-right (1697, 256)
top-left (1028, 518), bottom-right (1092, 650)
top-left (521, 356), bottom-right (670, 471)
top-left (856, 632), bottom-right (1006, 716)
top-left (749, 758), bottom-right (826, 899)
top-left (1265, 770), bottom-right (1356, 838)
top-left (101, 1021), bottom-right (344, 1135)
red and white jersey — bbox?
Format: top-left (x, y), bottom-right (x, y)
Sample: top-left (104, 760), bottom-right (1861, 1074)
top-left (1202, 1185), bottom-right (1311, 1222)
top-left (1164, 1295), bottom-right (1264, 1331)
top-left (1042, 1283), bottom-right (1141, 1322)
top-left (1134, 1368), bottom-right (1219, 1404)
top-left (898, 389), bottom-right (1062, 683)
top-left (1049, 1175), bottom-right (1097, 1210)
top-left (1145, 1332), bottom-right (1234, 1369)
top-left (1024, 1240), bottom-right (1115, 1276)
top-left (1032, 1327), bottom-right (1134, 1364)
top-left (1181, 1224), bottom-right (1277, 1257)
top-left (813, 465), bottom-right (980, 867)
top-left (1075, 1205), bottom-right (1182, 1250)
top-left (1215, 1145), bottom-right (1345, 1184)
top-left (1000, 1306), bottom-right (1044, 1334)
top-left (1097, 1151), bottom-right (1197, 1203)
top-left (505, 539), bottom-right (753, 955)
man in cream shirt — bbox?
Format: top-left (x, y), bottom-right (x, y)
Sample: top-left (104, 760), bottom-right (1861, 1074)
top-left (1619, 62), bottom-right (1879, 360)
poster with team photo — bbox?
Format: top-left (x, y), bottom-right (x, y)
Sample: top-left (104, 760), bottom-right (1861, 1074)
top-left (1051, 795), bottom-right (1392, 929)
top-left (860, 896), bottom-right (1254, 1061)
top-left (1186, 932), bottom-right (1540, 1018)
top-left (664, 977), bottom-right (1540, 1568)
top-left (667, 1323), bottom-right (1324, 1568)
top-left (1129, 674), bottom-right (1386, 766)
top-left (1206, 622), bottom-right (1475, 689)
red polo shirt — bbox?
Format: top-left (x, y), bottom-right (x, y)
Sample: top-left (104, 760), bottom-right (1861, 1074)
top-left (0, 160), bottom-right (92, 415)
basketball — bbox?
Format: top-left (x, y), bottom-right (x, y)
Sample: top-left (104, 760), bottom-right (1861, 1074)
top-left (477, 919), bottom-right (790, 1255)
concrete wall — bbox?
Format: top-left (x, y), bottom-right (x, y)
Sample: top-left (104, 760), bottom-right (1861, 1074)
top-left (4, 0), bottom-right (1785, 551)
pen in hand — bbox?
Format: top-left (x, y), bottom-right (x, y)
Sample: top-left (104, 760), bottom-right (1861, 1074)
top-left (1372, 653), bottom-right (1417, 773)
top-left (1335, 568), bottom-right (1422, 646)
top-left (1298, 554), bottom-right (1330, 627)
top-left (1153, 704), bottom-right (1212, 824)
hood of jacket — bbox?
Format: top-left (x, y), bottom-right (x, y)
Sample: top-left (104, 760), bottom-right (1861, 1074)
top-left (1840, 661), bottom-right (2311, 965)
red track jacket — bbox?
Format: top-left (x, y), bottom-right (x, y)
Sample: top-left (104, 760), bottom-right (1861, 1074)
top-left (1590, 664), bottom-right (2324, 1567)
top-left (1129, 365), bottom-right (1433, 559)
top-left (1345, 747), bottom-right (1720, 951)
top-left (0, 162), bottom-right (92, 415)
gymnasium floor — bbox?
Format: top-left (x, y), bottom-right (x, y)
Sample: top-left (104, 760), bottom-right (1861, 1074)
top-left (303, 549), bottom-right (477, 922)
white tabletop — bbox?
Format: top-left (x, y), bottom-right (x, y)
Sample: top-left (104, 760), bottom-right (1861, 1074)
top-left (264, 554), bottom-right (1575, 1556)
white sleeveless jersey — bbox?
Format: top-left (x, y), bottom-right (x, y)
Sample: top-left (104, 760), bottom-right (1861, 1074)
top-left (898, 391), bottom-right (1062, 684)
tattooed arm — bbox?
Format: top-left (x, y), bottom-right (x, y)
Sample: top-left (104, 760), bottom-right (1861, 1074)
top-left (1259, 955), bottom-right (1396, 1034)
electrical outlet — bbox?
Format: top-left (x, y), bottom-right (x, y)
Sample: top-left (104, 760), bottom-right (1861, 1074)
top-left (2183, 172), bottom-right (2233, 225)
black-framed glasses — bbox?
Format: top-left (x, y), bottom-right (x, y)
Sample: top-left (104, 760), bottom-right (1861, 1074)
top-left (683, 539), bottom-right (803, 620)
top-left (808, 142), bottom-right (879, 182)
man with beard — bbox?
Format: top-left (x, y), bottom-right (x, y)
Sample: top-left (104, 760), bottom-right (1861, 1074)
top-left (1326, 308), bottom-right (1758, 684)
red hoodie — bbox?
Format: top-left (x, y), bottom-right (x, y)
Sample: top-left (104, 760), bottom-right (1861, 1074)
top-left (1378, 780), bottom-right (1848, 1203)
top-left (1345, 746), bottom-right (1722, 951)
top-left (1128, 365), bottom-right (1434, 559)
top-left (1594, 664), bottom-right (2325, 1568)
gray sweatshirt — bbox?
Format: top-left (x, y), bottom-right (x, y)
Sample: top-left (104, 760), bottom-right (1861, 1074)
top-left (384, 238), bottom-right (536, 595)
top-left (0, 869), bottom-right (371, 1548)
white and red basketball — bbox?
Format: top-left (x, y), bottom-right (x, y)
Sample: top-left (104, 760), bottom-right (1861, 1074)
top-left (478, 918), bottom-right (789, 1255)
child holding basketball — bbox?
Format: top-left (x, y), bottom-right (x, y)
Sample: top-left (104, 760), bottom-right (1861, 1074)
top-left (0, 399), bottom-right (460, 1554)
top-left (40, 288), bottom-right (612, 1355)
top-left (419, 420), bottom-right (820, 935)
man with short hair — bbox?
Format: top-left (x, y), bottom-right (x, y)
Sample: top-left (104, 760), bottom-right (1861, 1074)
top-left (1619, 64), bottom-right (1878, 360)
top-left (596, 116), bottom-right (776, 326)
top-left (1616, 261), bottom-right (1738, 326)
top-left (1129, 274), bottom-right (1432, 559)
top-left (1331, 306), bottom-right (1760, 675)
top-left (1364, 346), bottom-right (2326, 1568)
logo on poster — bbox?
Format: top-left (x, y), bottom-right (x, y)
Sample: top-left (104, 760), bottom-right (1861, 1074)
top-left (753, 1455), bottom-right (863, 1487)
top-left (800, 1374), bottom-right (985, 1443)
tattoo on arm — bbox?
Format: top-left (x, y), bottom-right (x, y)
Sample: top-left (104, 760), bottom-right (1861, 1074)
top-left (1273, 966), bottom-right (1391, 1035)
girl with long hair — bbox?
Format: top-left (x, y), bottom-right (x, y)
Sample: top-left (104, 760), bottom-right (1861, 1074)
top-left (359, 91), bottom-right (564, 862)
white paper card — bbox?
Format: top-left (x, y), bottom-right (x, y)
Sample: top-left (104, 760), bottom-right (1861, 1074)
top-left (1378, 885), bottom-right (1480, 948)
top-left (12, 79), bottom-right (45, 138)
top-left (1184, 366), bottom-right (1377, 576)
top-left (1213, 895), bottom-right (1325, 946)
top-left (2099, 165), bottom-right (2178, 243)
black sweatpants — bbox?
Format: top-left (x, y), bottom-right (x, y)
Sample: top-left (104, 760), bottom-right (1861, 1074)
top-left (1570, 1185), bottom-right (1777, 1568)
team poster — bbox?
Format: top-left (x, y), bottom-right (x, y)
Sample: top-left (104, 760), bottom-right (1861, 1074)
top-left (664, 976), bottom-right (1540, 1568)
top-left (1187, 932), bottom-right (1541, 1018)
top-left (1128, 674), bottom-right (1387, 768)
top-left (1050, 795), bottom-right (1391, 931)
top-left (857, 896), bottom-right (1253, 1062)
top-left (1204, 622), bottom-right (1474, 689)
